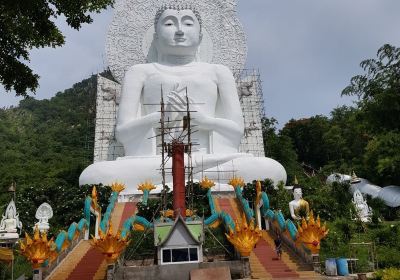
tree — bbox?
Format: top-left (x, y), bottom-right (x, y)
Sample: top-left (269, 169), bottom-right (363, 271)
top-left (342, 44), bottom-right (400, 133)
top-left (281, 116), bottom-right (330, 168)
top-left (0, 0), bottom-right (113, 96)
top-left (0, 75), bottom-right (97, 211)
top-left (320, 106), bottom-right (369, 173)
top-left (262, 117), bottom-right (301, 183)
top-left (363, 132), bottom-right (400, 185)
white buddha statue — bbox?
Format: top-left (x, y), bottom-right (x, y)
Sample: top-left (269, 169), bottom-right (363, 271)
top-left (34, 203), bottom-right (53, 233)
top-left (80, 4), bottom-right (286, 194)
top-left (0, 200), bottom-right (22, 239)
top-left (289, 185), bottom-right (310, 221)
top-left (352, 190), bottom-right (371, 223)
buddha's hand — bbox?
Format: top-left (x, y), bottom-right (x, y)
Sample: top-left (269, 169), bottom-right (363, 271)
top-left (166, 88), bottom-right (209, 128)
top-left (165, 83), bottom-right (185, 121)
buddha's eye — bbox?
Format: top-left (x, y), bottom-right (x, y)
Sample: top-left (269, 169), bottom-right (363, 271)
top-left (164, 20), bottom-right (174, 26)
top-left (183, 20), bottom-right (194, 26)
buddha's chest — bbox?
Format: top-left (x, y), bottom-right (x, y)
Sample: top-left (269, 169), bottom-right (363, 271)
top-left (142, 71), bottom-right (218, 111)
top-left (4, 219), bottom-right (16, 228)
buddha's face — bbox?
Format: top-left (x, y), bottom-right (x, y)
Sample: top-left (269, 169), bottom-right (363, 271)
top-left (7, 208), bottom-right (14, 219)
top-left (293, 188), bottom-right (302, 200)
top-left (155, 9), bottom-right (202, 56)
top-left (354, 192), bottom-right (363, 203)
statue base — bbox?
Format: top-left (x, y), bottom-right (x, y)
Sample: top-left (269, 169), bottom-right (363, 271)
top-left (0, 231), bottom-right (19, 241)
top-left (80, 154), bottom-right (287, 195)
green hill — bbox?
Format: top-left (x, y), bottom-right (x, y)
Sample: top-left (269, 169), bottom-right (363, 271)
top-left (0, 74), bottom-right (102, 230)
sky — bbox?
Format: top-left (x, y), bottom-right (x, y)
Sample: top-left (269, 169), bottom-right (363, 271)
top-left (1, 0), bottom-right (400, 128)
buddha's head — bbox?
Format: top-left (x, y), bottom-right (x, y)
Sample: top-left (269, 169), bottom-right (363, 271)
top-left (353, 190), bottom-right (364, 204)
top-left (6, 206), bottom-right (15, 219)
top-left (292, 185), bottom-right (303, 200)
top-left (154, 4), bottom-right (203, 57)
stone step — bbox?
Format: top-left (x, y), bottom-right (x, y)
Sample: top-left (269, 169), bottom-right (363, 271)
top-left (46, 202), bottom-right (136, 280)
top-left (46, 240), bottom-right (91, 280)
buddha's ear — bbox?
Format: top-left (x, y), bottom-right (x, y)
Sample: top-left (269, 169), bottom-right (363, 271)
top-left (153, 32), bottom-right (158, 40)
top-left (199, 32), bottom-right (203, 43)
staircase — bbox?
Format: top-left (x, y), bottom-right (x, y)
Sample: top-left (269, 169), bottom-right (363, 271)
top-left (215, 196), bottom-right (321, 280)
top-left (250, 231), bottom-right (321, 279)
top-left (46, 202), bottom-right (137, 280)
top-left (215, 197), bottom-right (241, 220)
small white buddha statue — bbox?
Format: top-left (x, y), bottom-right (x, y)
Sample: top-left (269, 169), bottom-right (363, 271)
top-left (34, 203), bottom-right (53, 233)
top-left (289, 185), bottom-right (310, 221)
top-left (79, 4), bottom-right (287, 193)
top-left (0, 200), bottom-right (22, 239)
top-left (352, 190), bottom-right (371, 223)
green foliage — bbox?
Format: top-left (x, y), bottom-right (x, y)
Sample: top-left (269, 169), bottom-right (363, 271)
top-left (268, 181), bottom-right (292, 218)
top-left (300, 177), bottom-right (354, 221)
top-left (281, 115), bottom-right (330, 168)
top-left (203, 227), bottom-right (233, 259)
top-left (187, 182), bottom-right (211, 218)
top-left (262, 117), bottom-right (302, 183)
top-left (277, 45), bottom-right (400, 186)
top-left (319, 222), bottom-right (349, 260)
top-left (366, 196), bottom-right (399, 222)
top-left (0, 254), bottom-right (32, 280)
top-left (373, 268), bottom-right (400, 280)
top-left (0, 75), bottom-right (97, 233)
top-left (363, 132), bottom-right (400, 185)
top-left (13, 184), bottom-right (111, 236)
top-left (342, 44), bottom-right (400, 133)
top-left (0, 0), bottom-right (113, 96)
top-left (334, 218), bottom-right (356, 242)
top-left (242, 179), bottom-right (273, 203)
top-left (137, 199), bottom-right (162, 222)
top-left (124, 230), bottom-right (155, 261)
top-left (373, 224), bottom-right (400, 248)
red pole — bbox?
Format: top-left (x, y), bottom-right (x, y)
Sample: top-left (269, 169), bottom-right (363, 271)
top-left (172, 141), bottom-right (186, 218)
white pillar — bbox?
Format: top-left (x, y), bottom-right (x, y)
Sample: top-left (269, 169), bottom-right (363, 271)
top-left (256, 200), bottom-right (263, 230)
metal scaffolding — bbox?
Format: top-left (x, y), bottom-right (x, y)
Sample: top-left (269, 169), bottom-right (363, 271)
top-left (91, 68), bottom-right (266, 167)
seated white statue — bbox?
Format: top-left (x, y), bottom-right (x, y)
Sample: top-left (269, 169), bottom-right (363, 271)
top-left (352, 190), bottom-right (372, 223)
top-left (80, 4), bottom-right (286, 194)
top-left (34, 203), bottom-right (53, 233)
top-left (0, 200), bottom-right (22, 238)
top-left (289, 185), bottom-right (310, 221)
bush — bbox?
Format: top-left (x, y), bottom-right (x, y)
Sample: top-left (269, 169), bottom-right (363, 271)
top-left (136, 199), bottom-right (161, 222)
top-left (373, 224), bottom-right (400, 247)
top-left (373, 268), bottom-right (400, 280)
top-left (334, 218), bottom-right (356, 242)
top-left (367, 196), bottom-right (400, 221)
top-left (13, 183), bottom-right (111, 236)
top-left (242, 179), bottom-right (274, 203)
top-left (187, 182), bottom-right (211, 217)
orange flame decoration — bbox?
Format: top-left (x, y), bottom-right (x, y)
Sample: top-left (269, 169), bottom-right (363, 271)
top-left (228, 176), bottom-right (245, 188)
top-left (137, 181), bottom-right (156, 192)
top-left (199, 177), bottom-right (215, 189)
top-left (111, 182), bottom-right (126, 193)
top-left (226, 214), bottom-right (262, 257)
top-left (295, 211), bottom-right (329, 254)
top-left (91, 223), bottom-right (130, 264)
top-left (19, 227), bottom-right (57, 269)
top-left (161, 209), bottom-right (196, 218)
